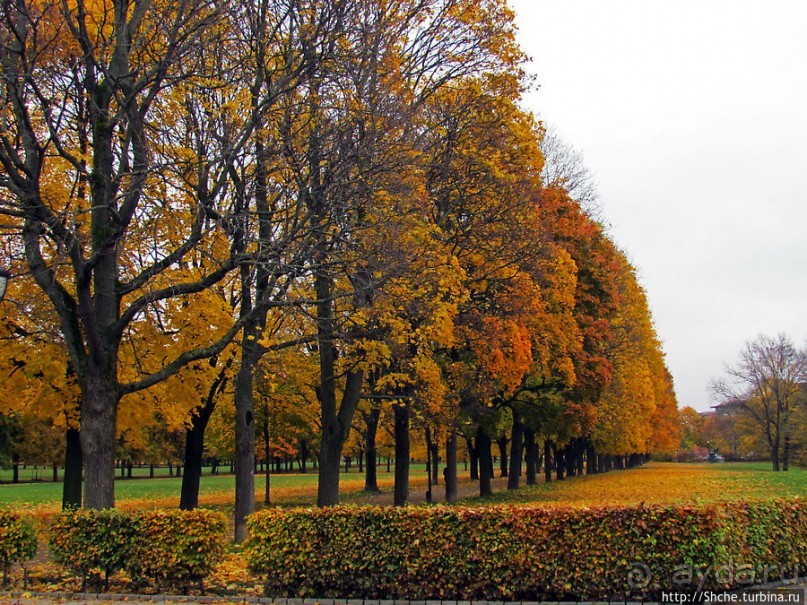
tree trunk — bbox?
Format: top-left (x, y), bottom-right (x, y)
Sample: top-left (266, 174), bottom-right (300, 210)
top-left (233, 337), bottom-right (256, 542)
top-left (430, 437), bottom-right (439, 485)
top-left (524, 427), bottom-right (537, 486)
top-left (62, 427), bottom-right (82, 509)
top-left (555, 442), bottom-right (566, 481)
top-left (586, 445), bottom-right (597, 475)
top-left (298, 442), bottom-right (308, 473)
top-left (393, 403), bottom-right (410, 507)
top-left (264, 433), bottom-right (271, 506)
top-left (364, 406), bottom-right (380, 492)
top-left (771, 436), bottom-right (780, 470)
top-left (467, 437), bottom-right (479, 480)
top-left (11, 453), bottom-right (19, 484)
top-left (576, 442), bottom-right (585, 475)
top-left (314, 266), bottom-right (366, 506)
top-left (565, 442), bottom-right (576, 478)
top-left (477, 425), bottom-right (493, 498)
top-left (425, 427), bottom-right (433, 503)
top-left (782, 434), bottom-right (790, 471)
top-left (544, 440), bottom-right (553, 484)
top-left (445, 428), bottom-right (458, 503)
top-left (179, 369), bottom-right (226, 512)
top-left (496, 435), bottom-right (508, 478)
top-left (80, 373), bottom-right (119, 509)
top-left (317, 369), bottom-right (364, 508)
top-left (507, 415), bottom-right (523, 490)
top-left (180, 421), bottom-right (205, 511)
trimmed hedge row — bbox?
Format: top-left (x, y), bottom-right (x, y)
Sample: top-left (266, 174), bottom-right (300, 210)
top-left (0, 511), bottom-right (37, 586)
top-left (48, 509), bottom-right (226, 593)
top-left (245, 499), bottom-right (806, 600)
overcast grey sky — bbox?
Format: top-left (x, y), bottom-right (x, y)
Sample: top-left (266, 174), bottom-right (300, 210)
top-left (509, 0), bottom-right (807, 411)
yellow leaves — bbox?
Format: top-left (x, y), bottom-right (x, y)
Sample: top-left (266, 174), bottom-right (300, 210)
top-left (348, 339), bottom-right (392, 373)
top-left (376, 372), bottom-right (414, 393)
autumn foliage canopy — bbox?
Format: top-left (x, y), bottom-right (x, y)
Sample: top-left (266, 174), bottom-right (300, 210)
top-left (0, 0), bottom-right (679, 514)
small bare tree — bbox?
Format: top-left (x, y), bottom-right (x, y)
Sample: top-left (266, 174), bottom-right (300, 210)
top-left (711, 334), bottom-right (806, 471)
top-left (539, 125), bottom-right (600, 216)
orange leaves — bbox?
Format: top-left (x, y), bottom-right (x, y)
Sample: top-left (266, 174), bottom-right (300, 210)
top-left (470, 317), bottom-right (533, 398)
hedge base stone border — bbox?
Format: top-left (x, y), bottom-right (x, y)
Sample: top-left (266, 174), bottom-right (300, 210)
top-left (2, 578), bottom-right (804, 605)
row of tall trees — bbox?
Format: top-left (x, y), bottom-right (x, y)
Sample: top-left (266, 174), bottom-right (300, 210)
top-left (0, 0), bottom-right (678, 539)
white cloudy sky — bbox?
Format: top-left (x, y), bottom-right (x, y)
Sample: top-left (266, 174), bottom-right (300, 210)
top-left (508, 0), bottom-right (807, 411)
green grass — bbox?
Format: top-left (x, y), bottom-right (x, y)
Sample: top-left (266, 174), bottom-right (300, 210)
top-left (0, 465), bottom-right (421, 510)
top-left (1, 461), bottom-right (803, 513)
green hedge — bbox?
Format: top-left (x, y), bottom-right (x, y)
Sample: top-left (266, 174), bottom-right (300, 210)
top-left (245, 499), bottom-right (806, 600)
top-left (49, 509), bottom-right (139, 589)
top-left (49, 508), bottom-right (226, 593)
top-left (0, 511), bottom-right (37, 586)
top-left (129, 510), bottom-right (226, 592)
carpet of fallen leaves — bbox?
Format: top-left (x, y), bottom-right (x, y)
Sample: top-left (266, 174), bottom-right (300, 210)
top-left (465, 461), bottom-right (807, 507)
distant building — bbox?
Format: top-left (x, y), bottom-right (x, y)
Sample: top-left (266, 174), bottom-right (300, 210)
top-left (710, 398), bottom-right (744, 417)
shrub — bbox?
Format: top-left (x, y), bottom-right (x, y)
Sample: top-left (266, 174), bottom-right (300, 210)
top-left (245, 499), bottom-right (806, 600)
top-left (128, 509), bottom-right (227, 594)
top-left (49, 508), bottom-right (226, 594)
top-left (0, 511), bottom-right (37, 586)
top-left (48, 509), bottom-right (139, 590)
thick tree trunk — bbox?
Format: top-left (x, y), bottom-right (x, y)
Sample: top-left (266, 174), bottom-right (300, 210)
top-left (81, 373), bottom-right (119, 509)
top-left (477, 425), bottom-right (493, 498)
top-left (317, 369), bottom-right (363, 506)
top-left (524, 427), bottom-right (537, 486)
top-left (393, 404), bottom-right (410, 506)
top-left (62, 427), bottom-right (82, 509)
top-left (318, 429), bottom-right (343, 503)
top-left (364, 406), bottom-right (381, 492)
top-left (445, 428), bottom-right (458, 503)
top-left (507, 415), bottom-right (523, 490)
top-left (180, 421), bottom-right (205, 511)
top-left (314, 261), bottom-right (366, 506)
top-left (180, 369), bottom-right (225, 511)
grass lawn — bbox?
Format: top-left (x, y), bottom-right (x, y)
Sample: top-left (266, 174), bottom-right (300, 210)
top-left (0, 461), bottom-right (804, 518)
top-left (458, 461), bottom-right (807, 507)
top-left (0, 465), bottom-right (434, 517)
